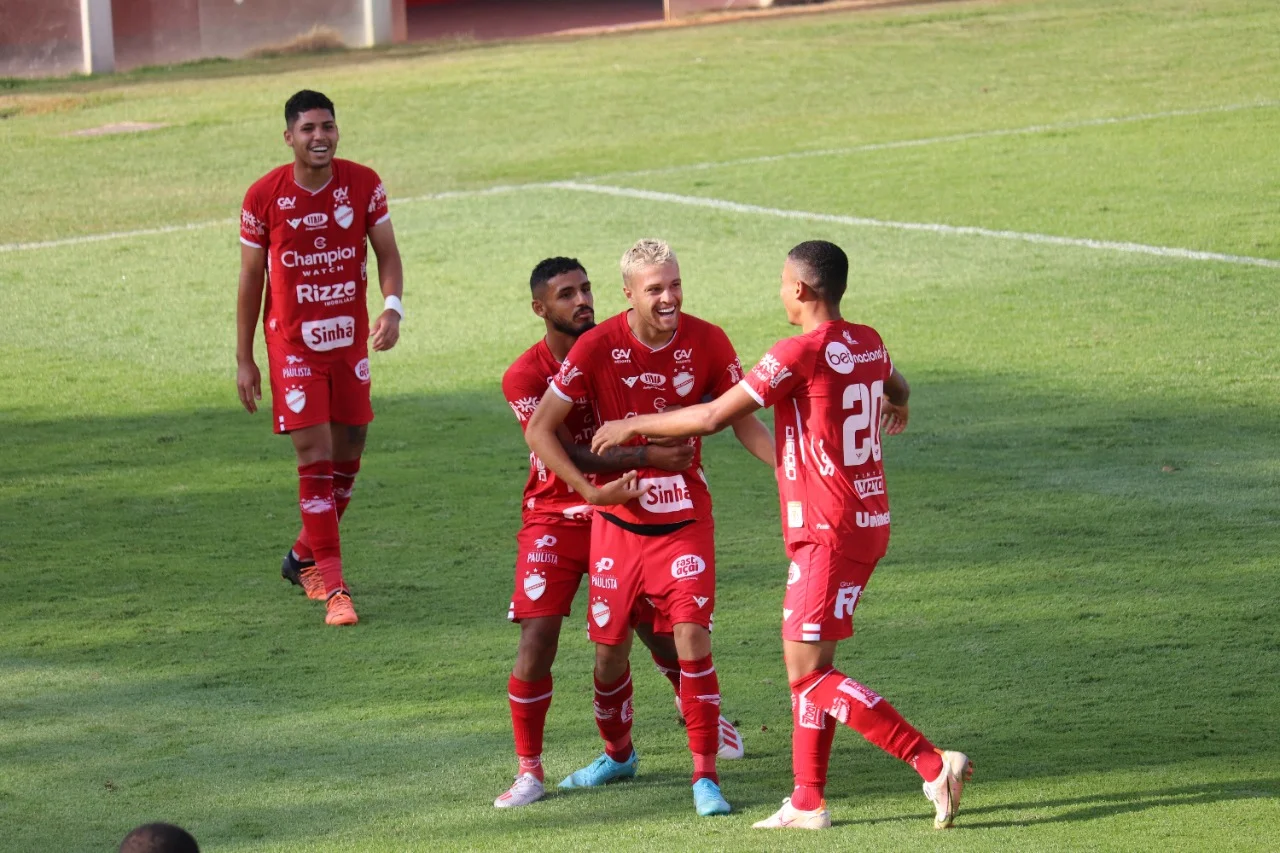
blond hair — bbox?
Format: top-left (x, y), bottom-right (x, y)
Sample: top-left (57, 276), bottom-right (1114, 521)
top-left (620, 238), bottom-right (677, 284)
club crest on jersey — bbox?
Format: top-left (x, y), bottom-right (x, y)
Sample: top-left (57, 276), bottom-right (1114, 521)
top-left (334, 204), bottom-right (354, 229)
top-left (591, 599), bottom-right (611, 627)
top-left (673, 370), bottom-right (694, 397)
top-left (285, 386), bottom-right (307, 413)
top-left (523, 571), bottom-right (546, 601)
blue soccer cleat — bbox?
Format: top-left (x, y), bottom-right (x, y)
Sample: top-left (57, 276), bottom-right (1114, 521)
top-left (558, 751), bottom-right (638, 789)
top-left (692, 778), bottom-right (732, 816)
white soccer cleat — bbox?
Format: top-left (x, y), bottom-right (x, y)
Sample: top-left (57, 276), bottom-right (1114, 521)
top-left (923, 750), bottom-right (973, 829)
top-left (752, 797), bottom-right (831, 830)
top-left (493, 772), bottom-right (545, 808)
top-left (674, 697), bottom-right (745, 759)
top-left (717, 715), bottom-right (744, 760)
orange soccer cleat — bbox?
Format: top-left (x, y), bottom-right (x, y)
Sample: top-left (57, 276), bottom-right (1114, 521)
top-left (324, 590), bottom-right (358, 626)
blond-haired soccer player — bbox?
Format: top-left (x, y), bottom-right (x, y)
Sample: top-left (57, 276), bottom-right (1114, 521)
top-left (591, 240), bottom-right (972, 830)
top-left (525, 239), bottom-right (773, 817)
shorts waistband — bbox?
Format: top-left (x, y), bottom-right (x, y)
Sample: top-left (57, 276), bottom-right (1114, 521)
top-left (598, 512), bottom-right (695, 538)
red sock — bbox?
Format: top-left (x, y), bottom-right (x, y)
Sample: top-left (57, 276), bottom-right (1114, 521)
top-left (293, 458), bottom-right (360, 562)
top-left (793, 667), bottom-right (942, 782)
top-left (790, 680), bottom-right (838, 810)
top-left (650, 651), bottom-right (682, 695)
top-left (508, 674), bottom-right (553, 781)
top-left (593, 666), bottom-right (634, 762)
top-left (298, 461), bottom-right (344, 594)
top-left (679, 656), bottom-right (720, 784)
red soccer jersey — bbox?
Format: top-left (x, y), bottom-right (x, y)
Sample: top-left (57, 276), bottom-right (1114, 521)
top-left (551, 311), bottom-right (744, 526)
top-left (503, 338), bottom-right (598, 525)
top-left (240, 159), bottom-right (390, 359)
top-left (741, 320), bottom-right (894, 559)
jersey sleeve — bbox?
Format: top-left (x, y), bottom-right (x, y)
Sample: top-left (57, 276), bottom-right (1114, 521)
top-left (501, 364), bottom-right (547, 433)
top-left (239, 184), bottom-right (269, 249)
top-left (706, 325), bottom-right (746, 399)
top-left (365, 170), bottom-right (390, 229)
top-left (740, 336), bottom-right (807, 409)
top-left (549, 341), bottom-right (592, 403)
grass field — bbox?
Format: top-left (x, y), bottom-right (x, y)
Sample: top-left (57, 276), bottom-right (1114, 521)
top-left (3, 0), bottom-right (1280, 850)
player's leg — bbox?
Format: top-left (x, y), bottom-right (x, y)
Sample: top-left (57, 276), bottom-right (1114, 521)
top-left (289, 423), bottom-right (355, 625)
top-left (777, 546), bottom-right (970, 828)
top-left (635, 618), bottom-right (744, 760)
top-left (561, 517), bottom-right (641, 790)
top-left (495, 615), bottom-right (562, 808)
top-left (288, 422), bottom-right (366, 576)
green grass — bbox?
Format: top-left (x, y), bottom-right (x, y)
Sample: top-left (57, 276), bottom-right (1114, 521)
top-left (2, 0), bottom-right (1280, 850)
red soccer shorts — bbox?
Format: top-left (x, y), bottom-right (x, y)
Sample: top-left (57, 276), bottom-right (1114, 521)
top-left (781, 543), bottom-right (878, 643)
top-left (266, 338), bottom-right (373, 434)
top-left (507, 521), bottom-right (592, 621)
top-left (586, 514), bottom-right (716, 645)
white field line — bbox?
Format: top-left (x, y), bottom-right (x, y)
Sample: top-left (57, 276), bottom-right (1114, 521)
top-left (550, 181), bottom-right (1280, 270)
top-left (1, 99), bottom-right (1277, 265)
top-left (589, 100), bottom-right (1280, 180)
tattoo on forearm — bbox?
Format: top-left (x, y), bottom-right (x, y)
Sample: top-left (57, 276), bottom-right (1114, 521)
top-left (566, 443), bottom-right (647, 473)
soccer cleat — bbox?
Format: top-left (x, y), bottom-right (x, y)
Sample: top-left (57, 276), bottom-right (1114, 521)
top-left (692, 778), bottom-right (731, 816)
top-left (558, 751), bottom-right (637, 789)
top-left (494, 772), bottom-right (544, 808)
top-left (281, 549), bottom-right (325, 600)
top-left (923, 750), bottom-right (973, 829)
top-left (752, 797), bottom-right (831, 830)
top-left (717, 716), bottom-right (744, 760)
top-left (324, 590), bottom-right (358, 626)
top-left (675, 697), bottom-right (745, 760)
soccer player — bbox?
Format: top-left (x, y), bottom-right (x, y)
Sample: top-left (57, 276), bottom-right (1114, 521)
top-left (495, 256), bottom-right (745, 809)
top-left (589, 240), bottom-right (972, 830)
top-left (236, 90), bottom-right (405, 627)
top-left (525, 239), bottom-right (774, 817)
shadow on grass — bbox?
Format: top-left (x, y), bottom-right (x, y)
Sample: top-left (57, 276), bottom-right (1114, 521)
top-left (3, 377), bottom-right (1280, 848)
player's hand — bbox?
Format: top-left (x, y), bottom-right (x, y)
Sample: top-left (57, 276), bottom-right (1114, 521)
top-left (589, 471), bottom-right (646, 505)
top-left (591, 419), bottom-right (637, 454)
top-left (370, 309), bottom-right (400, 352)
top-left (881, 399), bottom-right (909, 435)
top-left (237, 360), bottom-right (261, 414)
top-left (646, 444), bottom-right (694, 472)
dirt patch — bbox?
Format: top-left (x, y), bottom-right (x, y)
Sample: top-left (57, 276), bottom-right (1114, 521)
top-left (67, 121), bottom-right (169, 136)
top-left (246, 25), bottom-right (347, 59)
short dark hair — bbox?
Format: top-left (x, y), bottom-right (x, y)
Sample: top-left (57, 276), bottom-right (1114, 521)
top-left (119, 823), bottom-right (199, 853)
top-left (285, 90), bottom-right (335, 127)
top-left (787, 240), bottom-right (848, 304)
top-left (530, 257), bottom-right (587, 294)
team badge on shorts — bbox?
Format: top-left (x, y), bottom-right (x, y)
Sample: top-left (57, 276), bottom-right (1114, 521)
top-left (285, 386), bottom-right (307, 413)
top-left (591, 598), bottom-right (611, 627)
top-left (523, 570), bottom-right (546, 601)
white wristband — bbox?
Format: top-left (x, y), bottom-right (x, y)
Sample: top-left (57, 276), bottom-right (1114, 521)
top-left (384, 294), bottom-right (404, 319)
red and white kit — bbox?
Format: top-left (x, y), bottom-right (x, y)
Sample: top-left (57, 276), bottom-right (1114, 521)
top-left (502, 338), bottom-right (599, 621)
top-left (551, 312), bottom-right (743, 643)
top-left (740, 320), bottom-right (894, 642)
top-left (240, 158), bottom-right (390, 433)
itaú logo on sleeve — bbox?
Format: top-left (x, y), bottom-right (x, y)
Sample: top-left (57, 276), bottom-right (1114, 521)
top-left (301, 316), bottom-right (356, 351)
top-left (855, 511), bottom-right (891, 528)
top-left (639, 475), bottom-right (693, 513)
top-left (281, 246), bottom-right (356, 268)
top-left (671, 554), bottom-right (706, 579)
